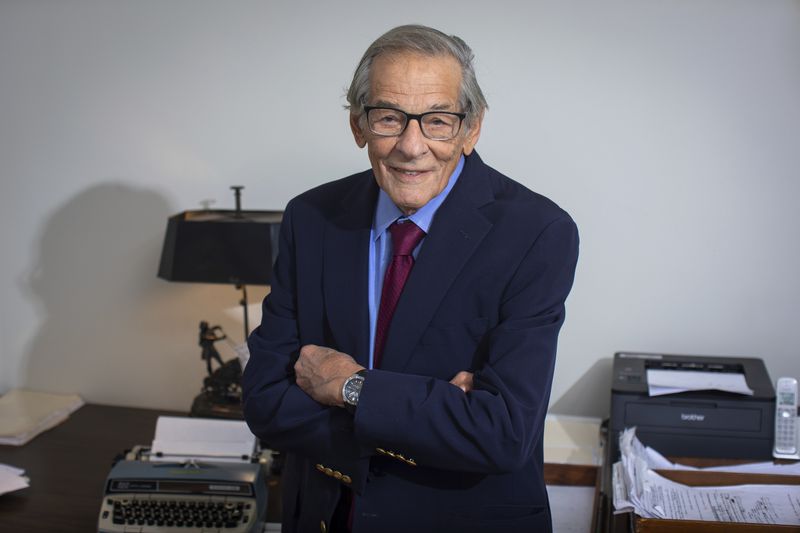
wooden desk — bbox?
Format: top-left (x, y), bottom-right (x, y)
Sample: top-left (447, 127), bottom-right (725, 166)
top-left (0, 404), bottom-right (183, 532)
top-left (1, 403), bottom-right (598, 532)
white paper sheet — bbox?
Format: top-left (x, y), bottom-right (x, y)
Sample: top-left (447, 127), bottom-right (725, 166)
top-left (646, 369), bottom-right (754, 396)
top-left (643, 442), bottom-right (800, 476)
top-left (0, 463), bottom-right (29, 495)
top-left (150, 416), bottom-right (256, 463)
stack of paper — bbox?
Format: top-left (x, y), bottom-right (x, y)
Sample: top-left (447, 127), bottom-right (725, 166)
top-left (0, 389), bottom-right (84, 446)
top-left (612, 428), bottom-right (800, 525)
top-left (0, 463), bottom-right (29, 495)
top-left (543, 414), bottom-right (603, 466)
top-left (637, 437), bottom-right (800, 476)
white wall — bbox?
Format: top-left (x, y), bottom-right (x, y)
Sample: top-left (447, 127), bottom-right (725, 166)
top-left (1, 0), bottom-right (798, 415)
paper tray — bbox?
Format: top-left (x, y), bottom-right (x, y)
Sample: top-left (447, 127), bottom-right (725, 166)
top-left (633, 470), bottom-right (800, 532)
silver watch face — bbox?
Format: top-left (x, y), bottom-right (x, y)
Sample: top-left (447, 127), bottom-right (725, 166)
top-left (343, 375), bottom-right (365, 405)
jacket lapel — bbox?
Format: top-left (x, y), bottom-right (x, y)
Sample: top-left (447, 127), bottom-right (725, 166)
top-left (379, 153), bottom-right (495, 372)
top-left (323, 173), bottom-right (377, 367)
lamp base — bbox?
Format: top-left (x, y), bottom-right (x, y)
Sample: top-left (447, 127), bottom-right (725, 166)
top-left (189, 357), bottom-right (244, 420)
top-left (189, 392), bottom-right (244, 420)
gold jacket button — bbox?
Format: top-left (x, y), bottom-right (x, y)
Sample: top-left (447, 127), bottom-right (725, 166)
top-left (320, 520), bottom-right (327, 533)
top-left (396, 453), bottom-right (406, 461)
top-left (386, 450), bottom-right (396, 458)
top-left (341, 475), bottom-right (352, 484)
top-left (407, 458), bottom-right (417, 466)
top-left (315, 464), bottom-right (325, 472)
top-left (324, 467), bottom-right (334, 477)
top-left (376, 447), bottom-right (386, 455)
top-left (333, 470), bottom-right (343, 480)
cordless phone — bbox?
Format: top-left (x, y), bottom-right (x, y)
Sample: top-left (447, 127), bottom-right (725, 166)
top-left (773, 377), bottom-right (800, 459)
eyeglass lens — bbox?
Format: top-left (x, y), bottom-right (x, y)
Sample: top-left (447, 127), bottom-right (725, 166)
top-left (367, 108), bottom-right (461, 140)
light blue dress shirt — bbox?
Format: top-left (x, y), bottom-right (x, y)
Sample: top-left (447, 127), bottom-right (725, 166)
top-left (366, 155), bottom-right (465, 369)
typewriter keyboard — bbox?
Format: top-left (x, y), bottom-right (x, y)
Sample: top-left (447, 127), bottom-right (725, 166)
top-left (97, 494), bottom-right (258, 533)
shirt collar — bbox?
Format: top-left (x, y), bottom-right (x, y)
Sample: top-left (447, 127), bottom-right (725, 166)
top-left (373, 155), bottom-right (465, 238)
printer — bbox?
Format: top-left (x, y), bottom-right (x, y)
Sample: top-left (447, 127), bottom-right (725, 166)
top-left (609, 352), bottom-right (775, 461)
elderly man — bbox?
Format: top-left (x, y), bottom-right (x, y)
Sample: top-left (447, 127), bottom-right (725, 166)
top-left (243, 24), bottom-right (579, 533)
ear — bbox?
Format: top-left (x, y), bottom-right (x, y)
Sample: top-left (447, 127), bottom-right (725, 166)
top-left (461, 111), bottom-right (484, 156)
top-left (350, 112), bottom-right (367, 148)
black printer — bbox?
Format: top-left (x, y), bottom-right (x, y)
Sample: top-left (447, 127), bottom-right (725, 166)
top-left (609, 352), bottom-right (775, 461)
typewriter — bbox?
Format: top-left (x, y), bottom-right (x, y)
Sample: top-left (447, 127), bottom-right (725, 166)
top-left (97, 417), bottom-right (268, 533)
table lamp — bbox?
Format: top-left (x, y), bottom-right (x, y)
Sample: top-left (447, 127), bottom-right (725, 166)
top-left (158, 186), bottom-right (282, 341)
top-left (157, 186), bottom-right (282, 418)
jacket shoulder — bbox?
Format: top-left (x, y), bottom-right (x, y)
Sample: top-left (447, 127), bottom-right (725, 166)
top-left (473, 158), bottom-right (575, 231)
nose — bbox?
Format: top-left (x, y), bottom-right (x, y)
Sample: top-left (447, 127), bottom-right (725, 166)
top-left (393, 118), bottom-right (428, 159)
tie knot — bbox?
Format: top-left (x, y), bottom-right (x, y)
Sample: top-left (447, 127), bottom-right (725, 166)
top-left (389, 220), bottom-right (425, 256)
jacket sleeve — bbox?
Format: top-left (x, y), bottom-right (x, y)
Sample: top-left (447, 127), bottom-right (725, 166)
top-left (352, 214), bottom-right (579, 474)
top-left (241, 200), bottom-right (372, 492)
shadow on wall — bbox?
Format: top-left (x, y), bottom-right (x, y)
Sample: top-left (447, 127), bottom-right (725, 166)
top-left (549, 358), bottom-right (614, 419)
top-left (20, 182), bottom-right (247, 411)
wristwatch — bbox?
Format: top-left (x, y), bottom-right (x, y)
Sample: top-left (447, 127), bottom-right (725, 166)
top-left (342, 370), bottom-right (368, 414)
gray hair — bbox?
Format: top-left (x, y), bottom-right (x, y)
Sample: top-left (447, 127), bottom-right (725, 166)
top-left (346, 24), bottom-right (488, 129)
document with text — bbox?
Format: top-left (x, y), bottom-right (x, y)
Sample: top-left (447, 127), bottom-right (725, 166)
top-left (613, 428), bottom-right (800, 525)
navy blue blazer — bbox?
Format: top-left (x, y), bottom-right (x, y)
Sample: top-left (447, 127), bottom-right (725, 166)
top-left (243, 152), bottom-right (579, 533)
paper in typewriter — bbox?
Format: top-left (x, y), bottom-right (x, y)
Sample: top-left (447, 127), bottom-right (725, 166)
top-left (149, 416), bottom-right (256, 463)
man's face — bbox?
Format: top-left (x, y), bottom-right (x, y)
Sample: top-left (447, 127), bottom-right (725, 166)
top-left (350, 52), bottom-right (482, 215)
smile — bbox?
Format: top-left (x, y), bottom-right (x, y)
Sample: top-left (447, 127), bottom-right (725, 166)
top-left (390, 166), bottom-right (429, 177)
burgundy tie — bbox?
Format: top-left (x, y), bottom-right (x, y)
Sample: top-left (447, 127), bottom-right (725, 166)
top-left (373, 220), bottom-right (426, 368)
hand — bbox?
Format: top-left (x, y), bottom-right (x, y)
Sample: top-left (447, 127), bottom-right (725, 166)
top-left (294, 344), bottom-right (364, 407)
top-left (449, 371), bottom-right (474, 393)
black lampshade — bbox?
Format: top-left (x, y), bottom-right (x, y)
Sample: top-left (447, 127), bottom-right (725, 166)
top-left (158, 210), bottom-right (282, 285)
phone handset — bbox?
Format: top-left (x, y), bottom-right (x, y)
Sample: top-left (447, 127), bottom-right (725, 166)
top-left (773, 376), bottom-right (800, 460)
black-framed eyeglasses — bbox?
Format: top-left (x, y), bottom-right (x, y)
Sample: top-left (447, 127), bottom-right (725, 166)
top-left (364, 106), bottom-right (466, 141)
